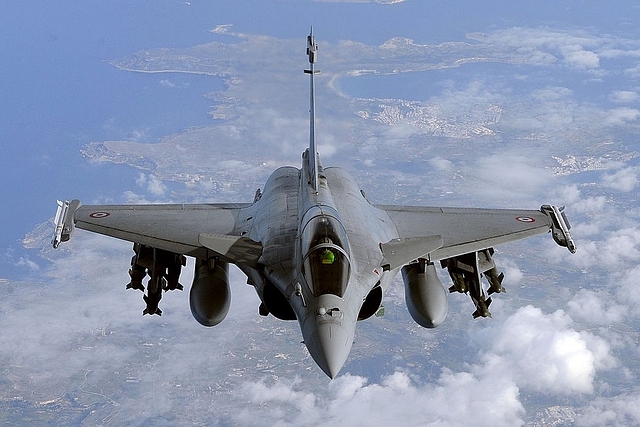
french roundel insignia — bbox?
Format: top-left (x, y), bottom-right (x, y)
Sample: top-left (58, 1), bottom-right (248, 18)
top-left (89, 211), bottom-right (110, 219)
top-left (515, 216), bottom-right (535, 223)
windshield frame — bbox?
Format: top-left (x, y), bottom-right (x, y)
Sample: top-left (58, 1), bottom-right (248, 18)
top-left (299, 211), bottom-right (352, 297)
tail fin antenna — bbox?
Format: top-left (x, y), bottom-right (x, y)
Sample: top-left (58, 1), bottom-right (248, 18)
top-left (304, 28), bottom-right (320, 191)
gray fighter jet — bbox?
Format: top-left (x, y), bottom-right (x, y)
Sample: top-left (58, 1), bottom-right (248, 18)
top-left (52, 31), bottom-right (576, 379)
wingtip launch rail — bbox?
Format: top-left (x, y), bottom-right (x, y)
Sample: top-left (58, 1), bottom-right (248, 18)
top-left (52, 199), bottom-right (80, 248)
top-left (541, 204), bottom-right (577, 254)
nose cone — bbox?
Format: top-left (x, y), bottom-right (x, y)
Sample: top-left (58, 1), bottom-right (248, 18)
top-left (302, 295), bottom-right (355, 379)
top-left (308, 322), bottom-right (351, 378)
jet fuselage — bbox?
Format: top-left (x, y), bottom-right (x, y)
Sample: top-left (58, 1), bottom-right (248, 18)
top-left (233, 153), bottom-right (399, 377)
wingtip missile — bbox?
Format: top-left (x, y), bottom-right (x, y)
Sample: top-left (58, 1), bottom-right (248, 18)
top-left (52, 199), bottom-right (80, 248)
top-left (541, 205), bottom-right (577, 253)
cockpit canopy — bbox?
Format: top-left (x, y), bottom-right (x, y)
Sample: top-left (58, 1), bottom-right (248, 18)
top-left (301, 211), bottom-right (351, 297)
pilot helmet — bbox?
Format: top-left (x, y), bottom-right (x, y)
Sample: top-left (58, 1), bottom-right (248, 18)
top-left (319, 237), bottom-right (335, 265)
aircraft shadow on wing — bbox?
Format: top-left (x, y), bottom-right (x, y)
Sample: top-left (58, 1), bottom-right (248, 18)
top-left (53, 30), bottom-right (576, 379)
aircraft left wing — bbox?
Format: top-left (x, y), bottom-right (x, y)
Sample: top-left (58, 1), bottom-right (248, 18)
top-left (378, 204), bottom-right (575, 263)
top-left (52, 200), bottom-right (255, 261)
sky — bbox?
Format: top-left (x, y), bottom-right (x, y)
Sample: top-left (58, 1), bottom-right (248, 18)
top-left (2, 0), bottom-right (640, 425)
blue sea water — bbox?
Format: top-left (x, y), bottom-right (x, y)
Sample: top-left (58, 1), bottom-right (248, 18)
top-left (0, 1), bottom-right (226, 278)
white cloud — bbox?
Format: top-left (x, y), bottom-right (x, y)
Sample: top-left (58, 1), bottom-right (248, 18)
top-left (135, 172), bottom-right (167, 196)
top-left (609, 90), bottom-right (639, 104)
top-left (24, 231), bottom-right (614, 424)
top-left (236, 370), bottom-right (525, 427)
top-left (147, 174), bottom-right (167, 196)
top-left (604, 107), bottom-right (640, 125)
top-left (562, 49), bottom-right (600, 69)
top-left (466, 154), bottom-right (552, 204)
top-left (565, 225), bottom-right (640, 272)
top-left (318, 143), bottom-right (338, 158)
top-left (617, 265), bottom-right (640, 316)
top-left (213, 302), bottom-right (617, 426)
top-left (429, 157), bottom-right (453, 171)
top-left (483, 28), bottom-right (606, 70)
top-left (550, 184), bottom-right (583, 206)
top-left (474, 306), bottom-right (615, 395)
top-left (570, 194), bottom-right (607, 216)
top-left (500, 258), bottom-right (524, 285)
top-left (623, 64), bottom-right (640, 78)
top-left (577, 393), bottom-right (640, 426)
top-left (135, 172), bottom-right (147, 187)
top-left (15, 256), bottom-right (40, 271)
top-left (532, 86), bottom-right (574, 102)
top-left (567, 289), bottom-right (628, 325)
top-left (602, 166), bottom-right (639, 192)
top-left (123, 190), bottom-right (150, 204)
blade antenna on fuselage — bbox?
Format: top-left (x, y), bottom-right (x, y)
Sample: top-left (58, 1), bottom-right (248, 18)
top-left (304, 28), bottom-right (321, 191)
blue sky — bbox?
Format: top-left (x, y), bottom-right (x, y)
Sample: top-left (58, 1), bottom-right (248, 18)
top-left (2, 1), bottom-right (640, 425)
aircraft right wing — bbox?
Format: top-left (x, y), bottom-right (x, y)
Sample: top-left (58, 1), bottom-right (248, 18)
top-left (377, 204), bottom-right (575, 264)
top-left (52, 200), bottom-right (259, 263)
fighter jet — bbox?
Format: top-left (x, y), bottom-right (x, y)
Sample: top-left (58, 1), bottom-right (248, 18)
top-left (52, 31), bottom-right (576, 379)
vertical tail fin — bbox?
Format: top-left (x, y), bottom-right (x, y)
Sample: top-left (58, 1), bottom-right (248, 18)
top-left (304, 28), bottom-right (320, 191)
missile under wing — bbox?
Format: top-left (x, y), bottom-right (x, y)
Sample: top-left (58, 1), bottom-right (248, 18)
top-left (52, 31), bottom-right (576, 378)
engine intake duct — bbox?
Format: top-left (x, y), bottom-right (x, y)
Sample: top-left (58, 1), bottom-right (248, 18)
top-left (358, 285), bottom-right (383, 321)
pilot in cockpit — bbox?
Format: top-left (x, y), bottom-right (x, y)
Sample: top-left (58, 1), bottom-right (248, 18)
top-left (319, 238), bottom-right (336, 265)
top-left (300, 214), bottom-right (352, 297)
